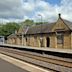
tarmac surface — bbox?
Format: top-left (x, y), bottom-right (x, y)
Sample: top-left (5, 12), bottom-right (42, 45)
top-left (0, 58), bottom-right (28, 72)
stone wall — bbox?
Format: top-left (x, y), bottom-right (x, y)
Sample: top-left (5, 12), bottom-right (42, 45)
top-left (63, 33), bottom-right (71, 48)
top-left (71, 32), bottom-right (72, 49)
top-left (49, 34), bottom-right (57, 48)
top-left (7, 32), bottom-right (72, 49)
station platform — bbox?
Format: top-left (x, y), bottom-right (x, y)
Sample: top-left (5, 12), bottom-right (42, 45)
top-left (0, 44), bottom-right (72, 54)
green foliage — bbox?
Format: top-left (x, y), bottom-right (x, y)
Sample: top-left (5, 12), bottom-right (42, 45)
top-left (21, 19), bottom-right (34, 27)
top-left (0, 22), bottom-right (20, 37)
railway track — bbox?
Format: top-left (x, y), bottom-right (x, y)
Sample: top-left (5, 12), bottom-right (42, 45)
top-left (0, 47), bottom-right (72, 72)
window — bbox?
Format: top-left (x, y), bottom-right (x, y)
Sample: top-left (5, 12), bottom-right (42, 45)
top-left (57, 33), bottom-right (64, 44)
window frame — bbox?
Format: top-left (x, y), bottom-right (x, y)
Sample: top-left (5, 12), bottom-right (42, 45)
top-left (56, 32), bottom-right (64, 44)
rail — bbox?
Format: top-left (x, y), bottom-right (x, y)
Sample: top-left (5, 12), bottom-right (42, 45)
top-left (0, 44), bottom-right (72, 72)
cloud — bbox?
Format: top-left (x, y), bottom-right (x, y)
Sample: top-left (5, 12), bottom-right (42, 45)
top-left (32, 0), bottom-right (59, 22)
top-left (32, 0), bottom-right (72, 22)
top-left (59, 0), bottom-right (72, 21)
top-left (0, 0), bottom-right (72, 23)
top-left (0, 0), bottom-right (24, 19)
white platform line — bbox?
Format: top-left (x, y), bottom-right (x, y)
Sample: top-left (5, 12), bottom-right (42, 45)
top-left (0, 53), bottom-right (50, 72)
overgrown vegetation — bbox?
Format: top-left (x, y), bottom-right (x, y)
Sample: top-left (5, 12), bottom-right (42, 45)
top-left (0, 22), bottom-right (20, 38)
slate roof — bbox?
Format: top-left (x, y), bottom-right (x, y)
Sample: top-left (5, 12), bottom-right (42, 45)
top-left (27, 23), bottom-right (55, 34)
top-left (63, 19), bottom-right (72, 30)
top-left (26, 19), bottom-right (72, 34)
top-left (7, 34), bottom-right (17, 38)
top-left (7, 18), bottom-right (72, 38)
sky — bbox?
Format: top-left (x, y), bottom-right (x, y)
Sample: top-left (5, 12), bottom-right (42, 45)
top-left (0, 0), bottom-right (72, 23)
top-left (45, 0), bottom-right (61, 5)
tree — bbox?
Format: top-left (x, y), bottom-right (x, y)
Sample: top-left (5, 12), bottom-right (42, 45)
top-left (0, 22), bottom-right (20, 38)
top-left (21, 19), bottom-right (34, 27)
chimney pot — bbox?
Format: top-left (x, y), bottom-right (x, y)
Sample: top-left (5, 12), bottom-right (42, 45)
top-left (58, 13), bottom-right (61, 18)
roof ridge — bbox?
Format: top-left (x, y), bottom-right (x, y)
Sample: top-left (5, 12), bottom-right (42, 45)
top-left (24, 27), bottom-right (30, 34)
top-left (62, 19), bottom-right (72, 30)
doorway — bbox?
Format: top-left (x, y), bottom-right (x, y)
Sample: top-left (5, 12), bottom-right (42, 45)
top-left (46, 37), bottom-right (50, 47)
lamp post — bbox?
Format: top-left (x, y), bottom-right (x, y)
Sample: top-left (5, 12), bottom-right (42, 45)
top-left (38, 14), bottom-right (43, 47)
top-left (22, 32), bottom-right (24, 45)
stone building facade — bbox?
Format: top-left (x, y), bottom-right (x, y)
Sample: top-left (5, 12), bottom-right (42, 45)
top-left (7, 14), bottom-right (72, 49)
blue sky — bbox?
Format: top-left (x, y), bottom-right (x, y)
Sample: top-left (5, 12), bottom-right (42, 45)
top-left (0, 0), bottom-right (72, 23)
top-left (44, 0), bottom-right (61, 5)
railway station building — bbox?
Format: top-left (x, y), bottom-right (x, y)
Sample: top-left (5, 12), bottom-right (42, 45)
top-left (7, 14), bottom-right (72, 49)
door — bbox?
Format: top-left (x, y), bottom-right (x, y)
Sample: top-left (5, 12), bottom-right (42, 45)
top-left (46, 37), bottom-right (50, 47)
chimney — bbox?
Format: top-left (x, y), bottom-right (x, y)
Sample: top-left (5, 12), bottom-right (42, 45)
top-left (58, 13), bottom-right (61, 18)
